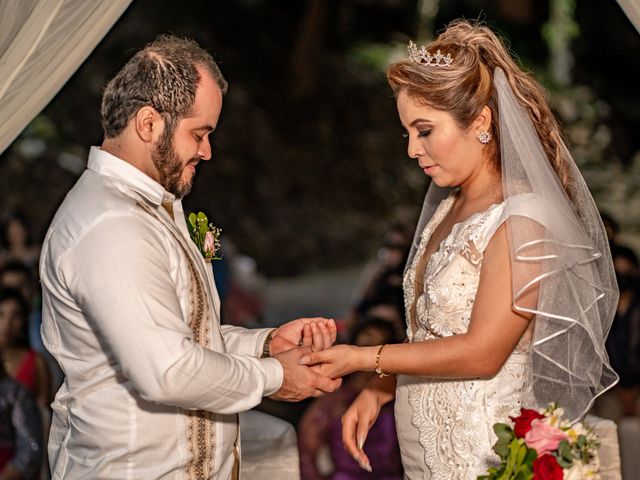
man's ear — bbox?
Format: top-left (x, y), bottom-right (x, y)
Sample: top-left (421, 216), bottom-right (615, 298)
top-left (134, 106), bottom-right (164, 143)
top-left (473, 105), bottom-right (493, 133)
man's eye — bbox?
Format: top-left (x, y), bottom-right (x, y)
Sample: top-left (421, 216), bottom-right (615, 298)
top-left (194, 134), bottom-right (203, 142)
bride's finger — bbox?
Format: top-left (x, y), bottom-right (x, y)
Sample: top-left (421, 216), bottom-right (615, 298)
top-left (342, 412), bottom-right (372, 471)
top-left (341, 410), bottom-right (359, 458)
top-left (298, 349), bottom-right (327, 366)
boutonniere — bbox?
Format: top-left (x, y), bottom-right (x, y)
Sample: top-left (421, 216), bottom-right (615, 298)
top-left (187, 212), bottom-right (222, 262)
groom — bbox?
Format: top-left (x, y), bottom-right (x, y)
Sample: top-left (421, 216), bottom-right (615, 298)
top-left (40, 35), bottom-right (340, 479)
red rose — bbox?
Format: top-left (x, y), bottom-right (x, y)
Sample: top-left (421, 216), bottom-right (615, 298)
top-left (510, 408), bottom-right (545, 438)
top-left (533, 454), bottom-right (563, 480)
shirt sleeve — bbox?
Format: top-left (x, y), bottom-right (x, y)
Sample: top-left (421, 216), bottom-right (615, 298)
top-left (220, 325), bottom-right (273, 357)
top-left (60, 213), bottom-right (283, 414)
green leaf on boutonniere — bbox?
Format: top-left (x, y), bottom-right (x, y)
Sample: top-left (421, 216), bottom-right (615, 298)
top-left (187, 211), bottom-right (222, 261)
top-left (188, 212), bottom-right (197, 229)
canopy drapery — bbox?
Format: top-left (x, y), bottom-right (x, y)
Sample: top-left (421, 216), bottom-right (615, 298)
top-left (618, 0), bottom-right (640, 34)
top-left (0, 0), bottom-right (132, 155)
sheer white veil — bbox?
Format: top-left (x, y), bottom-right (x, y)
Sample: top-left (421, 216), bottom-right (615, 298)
top-left (406, 67), bottom-right (618, 422)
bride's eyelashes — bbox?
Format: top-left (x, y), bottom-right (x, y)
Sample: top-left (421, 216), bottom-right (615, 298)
top-left (400, 129), bottom-right (431, 139)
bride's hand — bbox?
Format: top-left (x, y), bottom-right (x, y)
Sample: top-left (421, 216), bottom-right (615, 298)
top-left (341, 387), bottom-right (384, 473)
top-left (299, 344), bottom-right (374, 379)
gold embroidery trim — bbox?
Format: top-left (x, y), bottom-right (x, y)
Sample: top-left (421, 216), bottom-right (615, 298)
top-left (135, 202), bottom-right (216, 479)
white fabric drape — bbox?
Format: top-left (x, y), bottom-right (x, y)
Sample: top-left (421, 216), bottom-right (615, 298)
top-left (0, 0), bottom-right (132, 155)
top-left (617, 0), bottom-right (640, 33)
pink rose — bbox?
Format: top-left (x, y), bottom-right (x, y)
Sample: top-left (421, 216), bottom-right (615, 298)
top-left (203, 231), bottom-right (215, 256)
top-left (524, 419), bottom-right (567, 456)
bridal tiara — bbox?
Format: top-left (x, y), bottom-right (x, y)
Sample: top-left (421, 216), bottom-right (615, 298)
top-left (407, 40), bottom-right (453, 67)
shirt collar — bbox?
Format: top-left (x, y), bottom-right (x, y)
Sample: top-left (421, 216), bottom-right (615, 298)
top-left (87, 146), bottom-right (176, 207)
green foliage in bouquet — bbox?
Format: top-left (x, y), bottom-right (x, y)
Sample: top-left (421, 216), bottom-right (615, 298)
top-left (478, 423), bottom-right (537, 480)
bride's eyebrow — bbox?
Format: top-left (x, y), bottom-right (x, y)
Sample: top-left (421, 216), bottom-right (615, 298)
top-left (409, 118), bottom-right (432, 127)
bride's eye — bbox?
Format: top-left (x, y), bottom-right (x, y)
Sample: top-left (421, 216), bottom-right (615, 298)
top-left (401, 130), bottom-right (409, 139)
top-left (418, 130), bottom-right (432, 138)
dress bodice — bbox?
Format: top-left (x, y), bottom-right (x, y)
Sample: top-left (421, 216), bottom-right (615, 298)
top-left (398, 192), bottom-right (533, 479)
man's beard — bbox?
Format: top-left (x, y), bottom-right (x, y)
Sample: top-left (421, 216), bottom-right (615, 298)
top-left (151, 129), bottom-right (196, 198)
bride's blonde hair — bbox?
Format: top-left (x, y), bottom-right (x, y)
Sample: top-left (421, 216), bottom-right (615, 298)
top-left (388, 20), bottom-right (571, 194)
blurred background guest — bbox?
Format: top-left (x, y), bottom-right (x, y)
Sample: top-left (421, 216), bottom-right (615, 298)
top-left (0, 350), bottom-right (42, 480)
top-left (0, 262), bottom-right (62, 402)
top-left (298, 319), bottom-right (403, 480)
top-left (0, 288), bottom-right (50, 409)
top-left (343, 224), bottom-right (411, 337)
top-left (0, 213), bottom-right (40, 273)
top-left (0, 263), bottom-right (44, 357)
top-left (602, 247), bottom-right (640, 418)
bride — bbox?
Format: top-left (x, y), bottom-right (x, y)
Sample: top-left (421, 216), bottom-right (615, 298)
top-left (300, 20), bottom-right (618, 479)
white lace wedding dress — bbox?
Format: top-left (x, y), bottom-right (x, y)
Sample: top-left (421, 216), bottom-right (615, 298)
top-left (395, 192), bottom-right (534, 479)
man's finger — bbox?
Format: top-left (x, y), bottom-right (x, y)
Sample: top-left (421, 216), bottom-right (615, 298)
top-left (310, 322), bottom-right (321, 352)
top-left (302, 324), bottom-right (313, 348)
top-left (326, 319), bottom-right (337, 344)
top-left (314, 374), bottom-right (342, 394)
top-left (320, 322), bottom-right (332, 350)
top-left (311, 322), bottom-right (331, 352)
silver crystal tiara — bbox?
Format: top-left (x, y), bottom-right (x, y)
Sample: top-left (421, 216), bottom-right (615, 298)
top-left (407, 40), bottom-right (453, 67)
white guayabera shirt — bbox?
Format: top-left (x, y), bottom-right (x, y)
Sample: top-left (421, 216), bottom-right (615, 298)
top-left (40, 147), bottom-right (283, 479)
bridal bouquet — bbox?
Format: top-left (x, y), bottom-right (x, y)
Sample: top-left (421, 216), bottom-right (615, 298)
top-left (478, 404), bottom-right (600, 480)
top-left (187, 211), bottom-right (222, 261)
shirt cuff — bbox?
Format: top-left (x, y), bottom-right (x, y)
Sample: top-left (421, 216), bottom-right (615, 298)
top-left (261, 357), bottom-right (284, 396)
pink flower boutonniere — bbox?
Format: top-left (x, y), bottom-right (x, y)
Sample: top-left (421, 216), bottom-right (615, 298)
top-left (187, 212), bottom-right (222, 262)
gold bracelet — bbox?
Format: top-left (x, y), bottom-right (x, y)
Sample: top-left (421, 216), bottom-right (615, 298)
top-left (375, 344), bottom-right (391, 378)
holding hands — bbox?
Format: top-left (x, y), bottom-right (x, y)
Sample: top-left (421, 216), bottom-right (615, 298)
top-left (269, 317), bottom-right (342, 401)
top-left (298, 344), bottom-right (377, 379)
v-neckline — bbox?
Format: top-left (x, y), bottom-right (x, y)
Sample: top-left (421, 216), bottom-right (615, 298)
top-left (407, 192), bottom-right (504, 338)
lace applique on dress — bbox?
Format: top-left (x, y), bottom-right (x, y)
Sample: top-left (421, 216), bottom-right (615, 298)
top-left (401, 193), bottom-right (533, 479)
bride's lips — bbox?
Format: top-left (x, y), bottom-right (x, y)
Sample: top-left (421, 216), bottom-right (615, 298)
top-left (421, 165), bottom-right (436, 175)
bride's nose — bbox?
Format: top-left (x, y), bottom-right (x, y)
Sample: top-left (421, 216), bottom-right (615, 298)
top-left (407, 137), bottom-right (425, 159)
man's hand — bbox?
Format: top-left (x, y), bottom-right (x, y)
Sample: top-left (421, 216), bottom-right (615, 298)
top-left (270, 317), bottom-right (337, 356)
top-left (270, 347), bottom-right (342, 402)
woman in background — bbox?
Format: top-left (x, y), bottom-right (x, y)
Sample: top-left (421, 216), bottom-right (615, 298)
top-left (0, 288), bottom-right (50, 408)
top-left (299, 319), bottom-right (403, 480)
top-left (0, 351), bottom-right (42, 480)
